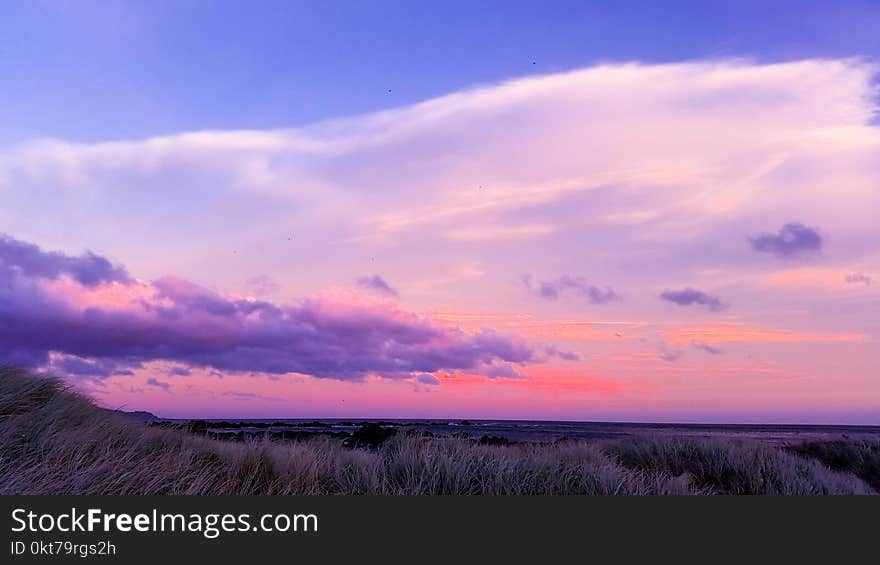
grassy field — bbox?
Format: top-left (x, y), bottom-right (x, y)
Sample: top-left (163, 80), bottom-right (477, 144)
top-left (1, 367), bottom-right (877, 495)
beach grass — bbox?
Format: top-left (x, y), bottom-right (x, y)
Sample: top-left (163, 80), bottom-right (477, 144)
top-left (1, 367), bottom-right (876, 495)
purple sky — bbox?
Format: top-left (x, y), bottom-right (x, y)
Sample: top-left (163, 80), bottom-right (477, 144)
top-left (0, 4), bottom-right (878, 423)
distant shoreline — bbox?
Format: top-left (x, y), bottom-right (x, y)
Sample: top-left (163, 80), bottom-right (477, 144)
top-left (145, 417), bottom-right (880, 446)
top-left (116, 409), bottom-right (880, 430)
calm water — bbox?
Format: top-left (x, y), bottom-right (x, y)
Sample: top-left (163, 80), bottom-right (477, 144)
top-left (178, 418), bottom-right (880, 445)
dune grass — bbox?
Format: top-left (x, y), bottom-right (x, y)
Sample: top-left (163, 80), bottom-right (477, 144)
top-left (608, 435), bottom-right (875, 495)
top-left (0, 368), bottom-right (876, 495)
top-left (788, 439), bottom-right (880, 492)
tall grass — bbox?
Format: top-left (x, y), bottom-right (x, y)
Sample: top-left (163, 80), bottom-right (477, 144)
top-left (607, 435), bottom-right (874, 495)
top-left (788, 440), bottom-right (880, 492)
top-left (0, 368), bottom-right (875, 495)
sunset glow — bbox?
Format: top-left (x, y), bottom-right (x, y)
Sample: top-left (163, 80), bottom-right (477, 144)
top-left (1, 3), bottom-right (878, 424)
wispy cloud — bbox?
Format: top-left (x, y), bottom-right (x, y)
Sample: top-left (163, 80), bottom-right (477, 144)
top-left (523, 275), bottom-right (618, 304)
top-left (3, 60), bottom-right (875, 257)
top-left (664, 323), bottom-right (864, 345)
top-left (146, 377), bottom-right (170, 391)
top-left (658, 345), bottom-right (684, 363)
top-left (691, 341), bottom-right (723, 355)
top-left (246, 274), bottom-right (280, 297)
top-left (660, 288), bottom-right (726, 312)
top-left (544, 346), bottom-right (580, 362)
top-left (356, 275), bottom-right (399, 297)
top-left (480, 363), bottom-right (525, 379)
top-left (444, 225), bottom-right (556, 242)
top-left (221, 390), bottom-right (284, 402)
top-left (845, 272), bottom-right (872, 286)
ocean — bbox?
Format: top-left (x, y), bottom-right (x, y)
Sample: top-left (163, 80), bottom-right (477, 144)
top-left (167, 418), bottom-right (880, 445)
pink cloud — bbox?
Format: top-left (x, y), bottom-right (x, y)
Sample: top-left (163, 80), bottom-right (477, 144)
top-left (0, 234), bottom-right (536, 382)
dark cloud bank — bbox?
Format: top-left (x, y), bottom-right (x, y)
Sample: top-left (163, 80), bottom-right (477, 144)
top-left (0, 234), bottom-right (533, 381)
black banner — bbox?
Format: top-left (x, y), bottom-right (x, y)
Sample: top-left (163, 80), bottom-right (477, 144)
top-left (1, 496), bottom-right (876, 563)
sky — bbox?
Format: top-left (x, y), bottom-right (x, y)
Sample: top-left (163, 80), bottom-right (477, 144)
top-left (1, 1), bottom-right (879, 423)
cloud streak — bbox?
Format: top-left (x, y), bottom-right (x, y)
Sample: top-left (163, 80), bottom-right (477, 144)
top-left (658, 345), bottom-right (684, 363)
top-left (691, 341), bottom-right (723, 355)
top-left (664, 323), bottom-right (863, 345)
